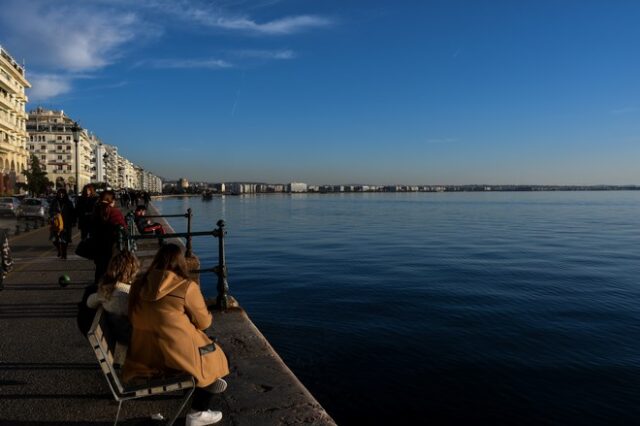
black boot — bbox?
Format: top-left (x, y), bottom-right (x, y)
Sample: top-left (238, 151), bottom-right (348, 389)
top-left (61, 243), bottom-right (68, 260)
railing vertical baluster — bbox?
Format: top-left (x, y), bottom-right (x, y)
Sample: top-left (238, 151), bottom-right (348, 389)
top-left (214, 220), bottom-right (229, 310)
top-left (186, 208), bottom-right (193, 258)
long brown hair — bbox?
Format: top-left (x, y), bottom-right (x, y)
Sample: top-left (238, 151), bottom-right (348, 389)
top-left (94, 190), bottom-right (116, 222)
top-left (81, 184), bottom-right (96, 198)
top-left (128, 244), bottom-right (190, 314)
top-left (98, 251), bottom-right (140, 300)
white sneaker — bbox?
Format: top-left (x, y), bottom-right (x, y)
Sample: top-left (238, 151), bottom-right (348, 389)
top-left (186, 409), bottom-right (223, 426)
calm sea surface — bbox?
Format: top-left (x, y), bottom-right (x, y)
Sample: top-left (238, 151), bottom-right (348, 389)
top-left (154, 192), bottom-right (640, 425)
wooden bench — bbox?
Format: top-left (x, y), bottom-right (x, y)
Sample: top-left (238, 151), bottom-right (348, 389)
top-left (87, 307), bottom-right (196, 425)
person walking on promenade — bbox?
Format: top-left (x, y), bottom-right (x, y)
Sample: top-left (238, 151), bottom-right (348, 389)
top-left (0, 228), bottom-right (13, 291)
top-left (49, 188), bottom-right (76, 260)
top-left (120, 191), bottom-right (130, 210)
top-left (76, 184), bottom-right (98, 241)
top-left (123, 244), bottom-right (229, 426)
top-left (91, 190), bottom-right (126, 284)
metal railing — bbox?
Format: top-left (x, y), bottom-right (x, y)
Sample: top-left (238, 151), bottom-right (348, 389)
top-left (14, 216), bottom-right (47, 235)
top-left (121, 211), bottom-right (231, 310)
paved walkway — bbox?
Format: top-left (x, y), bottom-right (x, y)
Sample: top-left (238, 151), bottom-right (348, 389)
top-left (0, 213), bottom-right (335, 425)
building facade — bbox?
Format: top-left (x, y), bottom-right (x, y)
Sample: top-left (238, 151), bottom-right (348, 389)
top-left (26, 107), bottom-right (93, 192)
top-left (0, 45), bottom-right (30, 194)
top-left (26, 108), bottom-right (163, 193)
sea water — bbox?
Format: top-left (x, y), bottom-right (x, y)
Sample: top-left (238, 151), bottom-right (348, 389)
top-left (154, 192), bottom-right (640, 425)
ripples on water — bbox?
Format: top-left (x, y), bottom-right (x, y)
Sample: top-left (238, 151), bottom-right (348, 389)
top-left (155, 192), bottom-right (640, 425)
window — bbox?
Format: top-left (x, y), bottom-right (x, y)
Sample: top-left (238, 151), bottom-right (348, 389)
top-left (41, 155), bottom-right (45, 160)
top-left (66, 136), bottom-right (71, 141)
top-left (66, 146), bottom-right (71, 151)
top-left (57, 165), bottom-right (63, 171)
top-left (58, 155), bottom-right (62, 160)
top-left (67, 155), bottom-right (71, 160)
top-left (29, 145), bottom-right (34, 150)
top-left (57, 136), bottom-right (61, 140)
top-left (67, 165), bottom-right (72, 171)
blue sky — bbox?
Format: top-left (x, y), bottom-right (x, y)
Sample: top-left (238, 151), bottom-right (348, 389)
top-left (1, 0), bottom-right (639, 185)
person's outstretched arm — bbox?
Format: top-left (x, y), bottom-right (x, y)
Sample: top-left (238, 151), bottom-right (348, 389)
top-left (184, 281), bottom-right (213, 330)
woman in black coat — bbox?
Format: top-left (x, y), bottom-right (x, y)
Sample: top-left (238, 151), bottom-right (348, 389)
top-left (76, 184), bottom-right (98, 241)
top-left (49, 188), bottom-right (76, 259)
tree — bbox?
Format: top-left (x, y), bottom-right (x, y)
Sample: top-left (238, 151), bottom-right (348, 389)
top-left (23, 154), bottom-right (51, 196)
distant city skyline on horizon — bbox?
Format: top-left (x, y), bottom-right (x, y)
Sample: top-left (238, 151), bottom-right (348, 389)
top-left (2, 0), bottom-right (639, 185)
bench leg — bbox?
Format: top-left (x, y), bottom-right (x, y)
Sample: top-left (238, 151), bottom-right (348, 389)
top-left (167, 386), bottom-right (196, 426)
top-left (114, 400), bottom-right (123, 426)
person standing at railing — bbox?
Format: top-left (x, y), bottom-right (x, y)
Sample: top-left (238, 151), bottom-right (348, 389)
top-left (124, 243), bottom-right (229, 426)
top-left (91, 190), bottom-right (126, 284)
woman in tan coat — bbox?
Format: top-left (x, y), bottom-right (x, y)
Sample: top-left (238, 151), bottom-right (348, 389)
top-left (124, 243), bottom-right (229, 426)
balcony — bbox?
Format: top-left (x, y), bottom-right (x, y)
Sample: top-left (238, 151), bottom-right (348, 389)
top-left (0, 71), bottom-right (17, 94)
top-left (0, 93), bottom-right (16, 110)
top-left (0, 114), bottom-right (17, 131)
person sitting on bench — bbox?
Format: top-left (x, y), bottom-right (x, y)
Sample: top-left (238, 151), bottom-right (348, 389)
top-left (123, 244), bottom-right (229, 426)
top-left (134, 205), bottom-right (165, 236)
top-left (87, 251), bottom-right (140, 346)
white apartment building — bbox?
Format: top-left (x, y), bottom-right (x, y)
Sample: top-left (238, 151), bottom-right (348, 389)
top-left (26, 108), bottom-right (93, 193)
top-left (0, 45), bottom-right (30, 194)
top-left (102, 144), bottom-right (119, 187)
top-left (288, 182), bottom-right (308, 193)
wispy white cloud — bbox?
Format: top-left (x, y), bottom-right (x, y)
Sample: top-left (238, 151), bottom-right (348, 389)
top-left (209, 15), bottom-right (332, 35)
top-left (142, 58), bottom-right (233, 69)
top-left (0, 0), bottom-right (331, 100)
top-left (124, 0), bottom-right (333, 35)
top-left (234, 49), bottom-right (296, 60)
top-left (0, 1), bottom-right (157, 72)
top-left (28, 73), bottom-right (73, 102)
top-left (0, 0), bottom-right (159, 101)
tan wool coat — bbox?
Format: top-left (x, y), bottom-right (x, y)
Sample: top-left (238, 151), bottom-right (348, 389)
top-left (122, 270), bottom-right (229, 387)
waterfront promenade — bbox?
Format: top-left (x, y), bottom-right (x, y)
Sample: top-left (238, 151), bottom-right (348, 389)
top-left (0, 213), bottom-right (335, 424)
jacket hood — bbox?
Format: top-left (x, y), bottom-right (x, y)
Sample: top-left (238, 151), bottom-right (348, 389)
top-left (140, 269), bottom-right (188, 301)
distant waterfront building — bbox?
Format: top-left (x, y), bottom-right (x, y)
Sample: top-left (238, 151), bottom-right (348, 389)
top-left (178, 177), bottom-right (189, 190)
top-left (27, 108), bottom-right (161, 192)
top-left (288, 182), bottom-right (307, 193)
top-left (102, 144), bottom-right (119, 187)
top-left (0, 45), bottom-right (30, 194)
top-left (26, 108), bottom-right (93, 192)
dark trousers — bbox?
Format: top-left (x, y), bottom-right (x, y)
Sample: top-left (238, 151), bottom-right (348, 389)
top-left (191, 387), bottom-right (216, 411)
top-left (94, 255), bottom-right (110, 284)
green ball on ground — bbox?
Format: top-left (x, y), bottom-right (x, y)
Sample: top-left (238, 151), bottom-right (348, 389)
top-left (58, 274), bottom-right (71, 287)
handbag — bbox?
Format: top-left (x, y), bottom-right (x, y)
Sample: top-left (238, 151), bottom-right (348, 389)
top-left (75, 237), bottom-right (97, 260)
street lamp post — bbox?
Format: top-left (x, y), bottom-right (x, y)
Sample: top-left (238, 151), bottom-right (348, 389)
top-left (71, 122), bottom-right (81, 195)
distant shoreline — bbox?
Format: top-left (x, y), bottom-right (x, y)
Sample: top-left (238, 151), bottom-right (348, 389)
top-left (158, 185), bottom-right (640, 197)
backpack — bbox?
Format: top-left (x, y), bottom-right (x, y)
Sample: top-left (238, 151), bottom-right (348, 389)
top-left (51, 212), bottom-right (64, 234)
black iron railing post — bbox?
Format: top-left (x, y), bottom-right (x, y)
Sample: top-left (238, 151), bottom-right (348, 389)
top-left (213, 220), bottom-right (229, 310)
top-left (186, 208), bottom-right (193, 257)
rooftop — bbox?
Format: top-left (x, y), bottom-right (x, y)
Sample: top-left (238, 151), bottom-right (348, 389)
top-left (0, 45), bottom-right (26, 76)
